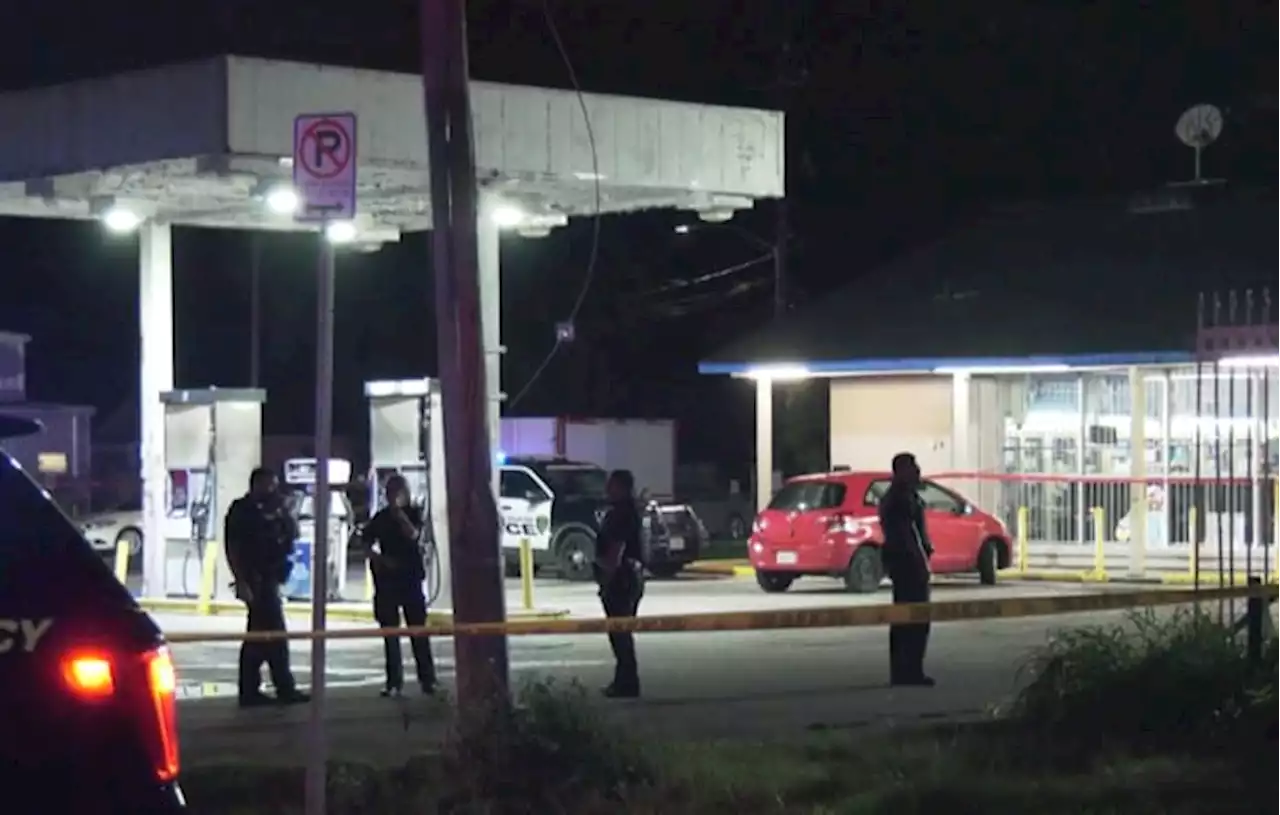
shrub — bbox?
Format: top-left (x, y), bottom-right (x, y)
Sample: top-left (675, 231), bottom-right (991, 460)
top-left (1009, 607), bottom-right (1277, 757)
top-left (437, 677), bottom-right (657, 813)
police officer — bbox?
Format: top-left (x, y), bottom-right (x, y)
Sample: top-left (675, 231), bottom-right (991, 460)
top-left (224, 467), bottom-right (308, 707)
top-left (878, 452), bottom-right (935, 687)
top-left (595, 469), bottom-right (645, 698)
top-left (364, 474), bottom-right (437, 697)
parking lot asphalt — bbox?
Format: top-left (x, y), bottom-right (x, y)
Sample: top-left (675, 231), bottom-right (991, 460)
top-left (168, 574), bottom-right (1175, 765)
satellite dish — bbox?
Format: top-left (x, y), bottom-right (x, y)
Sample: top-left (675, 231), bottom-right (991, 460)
top-left (1174, 104), bottom-right (1223, 181)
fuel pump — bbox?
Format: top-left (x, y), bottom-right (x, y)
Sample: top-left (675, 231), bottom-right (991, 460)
top-left (281, 457), bottom-right (354, 601)
top-left (365, 378), bottom-right (449, 608)
top-left (155, 389), bottom-right (266, 600)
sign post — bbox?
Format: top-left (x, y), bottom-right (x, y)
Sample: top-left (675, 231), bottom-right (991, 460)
top-left (293, 111), bottom-right (357, 815)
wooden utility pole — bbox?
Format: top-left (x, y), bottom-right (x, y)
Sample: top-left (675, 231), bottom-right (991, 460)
top-left (419, 0), bottom-right (511, 707)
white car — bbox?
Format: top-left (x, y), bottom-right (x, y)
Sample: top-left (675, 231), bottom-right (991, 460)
top-left (79, 508), bottom-right (144, 557)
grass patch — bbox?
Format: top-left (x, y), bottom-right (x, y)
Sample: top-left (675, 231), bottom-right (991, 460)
top-left (184, 726), bottom-right (1273, 814)
top-left (1008, 608), bottom-right (1277, 763)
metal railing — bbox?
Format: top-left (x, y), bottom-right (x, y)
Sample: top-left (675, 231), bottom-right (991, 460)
top-left (934, 472), bottom-right (1279, 583)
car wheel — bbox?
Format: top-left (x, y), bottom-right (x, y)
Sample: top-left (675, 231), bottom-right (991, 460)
top-left (649, 563), bottom-right (683, 579)
top-left (556, 531), bottom-right (596, 582)
top-left (727, 514), bottom-right (748, 540)
top-left (978, 539), bottom-right (1001, 585)
top-left (844, 546), bottom-right (883, 593)
top-left (756, 570), bottom-right (794, 593)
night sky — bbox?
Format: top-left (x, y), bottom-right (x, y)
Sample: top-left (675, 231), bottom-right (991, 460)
top-left (0, 2), bottom-right (1274, 474)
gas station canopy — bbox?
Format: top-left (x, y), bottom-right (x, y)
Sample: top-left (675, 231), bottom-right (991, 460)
top-left (0, 55), bottom-right (784, 238)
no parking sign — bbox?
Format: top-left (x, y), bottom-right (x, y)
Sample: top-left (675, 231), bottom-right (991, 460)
top-left (293, 112), bottom-right (358, 222)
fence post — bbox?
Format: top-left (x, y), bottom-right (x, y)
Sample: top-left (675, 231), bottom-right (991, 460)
top-left (1016, 506), bottom-right (1029, 575)
top-left (1187, 506), bottom-right (1199, 582)
top-left (1246, 576), bottom-right (1264, 666)
top-left (1090, 507), bottom-right (1107, 581)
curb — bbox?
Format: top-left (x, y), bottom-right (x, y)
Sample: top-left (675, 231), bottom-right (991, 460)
top-left (684, 563), bottom-right (1265, 589)
top-left (685, 560), bottom-right (754, 578)
top-left (138, 597), bottom-right (571, 624)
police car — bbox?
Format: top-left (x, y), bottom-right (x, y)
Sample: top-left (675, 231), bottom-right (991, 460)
top-left (498, 455), bottom-right (704, 580)
top-left (0, 416), bottom-right (185, 813)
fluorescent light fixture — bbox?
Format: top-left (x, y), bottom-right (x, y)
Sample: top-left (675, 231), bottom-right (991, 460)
top-left (364, 378), bottom-right (431, 398)
top-left (674, 224), bottom-right (693, 234)
top-left (264, 184), bottom-right (299, 215)
top-left (744, 364), bottom-right (811, 381)
top-left (325, 220), bottom-right (358, 244)
top-left (1218, 354), bottom-right (1279, 369)
top-left (491, 203), bottom-right (526, 228)
top-left (102, 205), bottom-right (142, 233)
top-left (934, 364), bottom-right (1072, 375)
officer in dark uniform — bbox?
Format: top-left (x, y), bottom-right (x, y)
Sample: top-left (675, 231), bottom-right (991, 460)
top-left (364, 474), bottom-right (437, 697)
top-left (594, 469), bottom-right (645, 698)
top-left (878, 452), bottom-right (936, 687)
top-left (224, 467), bottom-right (308, 707)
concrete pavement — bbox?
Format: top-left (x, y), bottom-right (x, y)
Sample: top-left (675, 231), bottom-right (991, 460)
top-left (171, 575), bottom-right (1168, 766)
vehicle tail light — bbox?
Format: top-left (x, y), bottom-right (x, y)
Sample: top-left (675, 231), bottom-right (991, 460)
top-left (62, 653), bottom-right (115, 699)
top-left (60, 646), bottom-right (180, 783)
top-left (143, 647), bottom-right (180, 783)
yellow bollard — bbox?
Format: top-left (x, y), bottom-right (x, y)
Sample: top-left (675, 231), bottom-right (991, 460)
top-left (1187, 506), bottom-right (1199, 581)
top-left (519, 538), bottom-right (534, 611)
top-left (196, 542), bottom-right (221, 616)
top-left (365, 557), bottom-right (375, 602)
top-left (1273, 481), bottom-right (1278, 584)
top-left (113, 539), bottom-right (131, 585)
top-left (1016, 506), bottom-right (1029, 576)
top-left (1090, 507), bottom-right (1107, 581)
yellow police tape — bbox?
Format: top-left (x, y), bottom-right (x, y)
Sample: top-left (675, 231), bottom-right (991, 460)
top-left (163, 583), bottom-right (1277, 645)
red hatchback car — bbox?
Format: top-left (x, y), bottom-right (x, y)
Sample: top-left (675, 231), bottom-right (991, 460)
top-left (749, 471), bottom-right (1012, 593)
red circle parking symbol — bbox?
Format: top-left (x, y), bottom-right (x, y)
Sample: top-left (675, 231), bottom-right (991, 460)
top-left (299, 119), bottom-right (352, 180)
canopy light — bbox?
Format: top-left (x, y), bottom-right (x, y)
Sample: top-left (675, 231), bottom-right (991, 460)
top-left (744, 364), bottom-right (811, 382)
top-left (264, 185), bottom-right (300, 215)
top-left (697, 208), bottom-right (734, 224)
top-left (364, 378), bottom-right (431, 398)
top-left (325, 220), bottom-right (358, 244)
top-left (491, 203), bottom-right (526, 229)
top-left (102, 205), bottom-right (142, 234)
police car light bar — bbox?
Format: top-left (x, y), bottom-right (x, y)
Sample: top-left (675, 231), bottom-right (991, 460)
top-left (283, 457), bottom-right (353, 486)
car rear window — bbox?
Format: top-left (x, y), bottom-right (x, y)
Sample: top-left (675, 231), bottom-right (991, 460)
top-left (768, 480), bottom-right (846, 512)
top-left (0, 451), bottom-right (114, 575)
top-left (864, 480), bottom-right (891, 506)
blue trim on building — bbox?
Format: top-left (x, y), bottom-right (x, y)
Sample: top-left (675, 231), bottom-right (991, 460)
top-left (697, 350), bottom-right (1197, 376)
